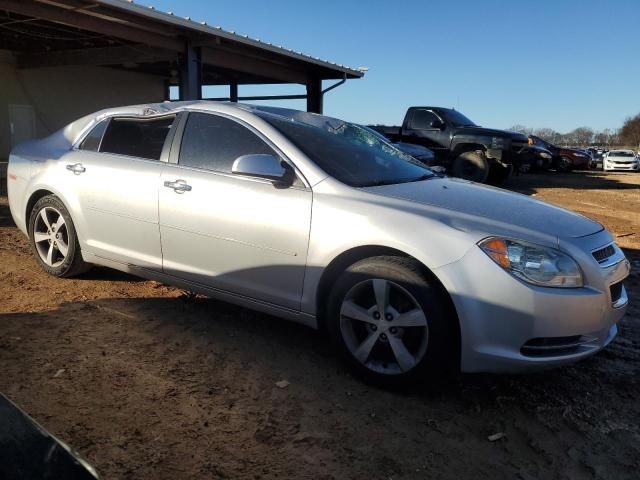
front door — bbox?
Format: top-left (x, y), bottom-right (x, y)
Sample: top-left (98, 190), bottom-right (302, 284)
top-left (405, 109), bottom-right (449, 156)
top-left (159, 112), bottom-right (312, 310)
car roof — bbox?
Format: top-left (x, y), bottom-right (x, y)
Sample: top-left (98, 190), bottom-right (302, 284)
top-left (90, 100), bottom-right (347, 131)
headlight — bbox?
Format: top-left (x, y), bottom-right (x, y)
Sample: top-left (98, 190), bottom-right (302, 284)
top-left (538, 151), bottom-right (552, 159)
top-left (479, 238), bottom-right (583, 288)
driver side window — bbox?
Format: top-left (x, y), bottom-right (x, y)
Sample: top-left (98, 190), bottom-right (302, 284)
top-left (410, 110), bottom-right (439, 130)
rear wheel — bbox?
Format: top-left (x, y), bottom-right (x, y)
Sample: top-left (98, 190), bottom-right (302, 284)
top-left (28, 195), bottom-right (90, 277)
top-left (326, 256), bottom-right (456, 387)
top-left (451, 150), bottom-right (489, 183)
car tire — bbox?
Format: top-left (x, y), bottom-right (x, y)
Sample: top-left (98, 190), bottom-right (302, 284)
top-left (326, 256), bottom-right (457, 387)
top-left (28, 195), bottom-right (91, 278)
top-left (486, 163), bottom-right (513, 185)
top-left (451, 150), bottom-right (489, 183)
top-left (556, 156), bottom-right (573, 172)
top-left (518, 163), bottom-right (531, 174)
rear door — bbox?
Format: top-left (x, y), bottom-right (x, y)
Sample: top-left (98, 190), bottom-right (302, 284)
top-left (66, 114), bottom-right (177, 269)
top-left (158, 111), bottom-right (312, 310)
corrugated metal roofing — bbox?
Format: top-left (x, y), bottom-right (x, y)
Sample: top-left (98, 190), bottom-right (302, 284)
top-left (95, 0), bottom-right (365, 78)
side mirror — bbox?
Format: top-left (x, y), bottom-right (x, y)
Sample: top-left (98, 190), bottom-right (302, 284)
top-left (430, 119), bottom-right (445, 130)
top-left (232, 154), bottom-right (294, 185)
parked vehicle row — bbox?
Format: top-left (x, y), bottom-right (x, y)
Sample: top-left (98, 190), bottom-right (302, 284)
top-left (527, 135), bottom-right (591, 171)
top-left (7, 101), bottom-right (630, 385)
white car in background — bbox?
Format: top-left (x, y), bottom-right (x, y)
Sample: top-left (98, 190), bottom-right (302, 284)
top-left (603, 149), bottom-right (639, 171)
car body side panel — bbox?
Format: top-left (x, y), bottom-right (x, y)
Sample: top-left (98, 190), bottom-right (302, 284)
top-left (300, 179), bottom-right (477, 316)
top-left (159, 164), bottom-right (312, 310)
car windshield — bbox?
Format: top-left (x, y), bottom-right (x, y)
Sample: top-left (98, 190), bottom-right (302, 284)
top-left (259, 114), bottom-right (434, 187)
top-left (443, 109), bottom-right (476, 127)
top-left (610, 151), bottom-right (635, 157)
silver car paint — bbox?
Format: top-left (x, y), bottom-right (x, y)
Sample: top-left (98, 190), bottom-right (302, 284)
top-left (7, 101), bottom-right (630, 373)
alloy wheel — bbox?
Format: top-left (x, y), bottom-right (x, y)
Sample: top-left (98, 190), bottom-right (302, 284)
top-left (339, 278), bottom-right (429, 375)
top-left (560, 157), bottom-right (572, 170)
top-left (33, 206), bottom-right (69, 267)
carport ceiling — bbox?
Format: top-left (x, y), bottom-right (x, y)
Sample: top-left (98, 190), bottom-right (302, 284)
top-left (0, 0), bottom-right (364, 86)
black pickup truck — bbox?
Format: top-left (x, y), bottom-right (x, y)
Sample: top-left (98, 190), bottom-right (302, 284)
top-left (370, 107), bottom-right (531, 184)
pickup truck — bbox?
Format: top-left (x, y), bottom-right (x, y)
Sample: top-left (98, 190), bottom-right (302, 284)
top-left (370, 107), bottom-right (531, 184)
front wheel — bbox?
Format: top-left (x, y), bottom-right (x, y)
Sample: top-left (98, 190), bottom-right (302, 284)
top-left (451, 150), bottom-right (489, 183)
top-left (326, 256), bottom-right (456, 387)
top-left (556, 156), bottom-right (573, 172)
top-left (28, 195), bottom-right (90, 277)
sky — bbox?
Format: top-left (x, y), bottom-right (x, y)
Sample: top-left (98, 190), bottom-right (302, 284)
top-left (150, 0), bottom-right (640, 133)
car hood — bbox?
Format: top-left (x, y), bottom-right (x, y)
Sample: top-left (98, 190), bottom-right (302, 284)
top-left (394, 142), bottom-right (435, 159)
top-left (362, 177), bottom-right (603, 239)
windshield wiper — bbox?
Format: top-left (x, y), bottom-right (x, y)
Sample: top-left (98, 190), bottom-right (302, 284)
top-left (410, 173), bottom-right (436, 182)
top-left (362, 174), bottom-right (435, 187)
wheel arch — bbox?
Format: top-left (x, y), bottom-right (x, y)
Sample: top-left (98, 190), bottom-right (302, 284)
top-left (25, 189), bottom-right (56, 224)
top-left (452, 142), bottom-right (486, 156)
top-left (315, 245), bottom-right (461, 364)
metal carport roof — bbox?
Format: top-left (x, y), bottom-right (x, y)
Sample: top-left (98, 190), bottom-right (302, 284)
top-left (0, 0), bottom-right (365, 112)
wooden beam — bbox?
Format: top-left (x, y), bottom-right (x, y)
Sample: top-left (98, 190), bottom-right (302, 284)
top-left (201, 47), bottom-right (309, 85)
top-left (16, 44), bottom-right (176, 68)
top-left (0, 0), bottom-right (183, 51)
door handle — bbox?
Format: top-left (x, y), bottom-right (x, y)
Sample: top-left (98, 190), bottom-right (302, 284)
top-left (66, 163), bottom-right (86, 174)
top-left (164, 179), bottom-right (192, 193)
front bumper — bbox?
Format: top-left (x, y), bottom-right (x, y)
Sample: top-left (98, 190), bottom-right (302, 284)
top-left (605, 161), bottom-right (640, 171)
top-left (434, 234), bottom-right (630, 373)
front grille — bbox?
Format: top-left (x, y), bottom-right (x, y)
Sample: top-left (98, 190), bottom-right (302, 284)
top-left (610, 282), bottom-right (623, 303)
top-left (592, 244), bottom-right (615, 263)
top-left (521, 335), bottom-right (598, 357)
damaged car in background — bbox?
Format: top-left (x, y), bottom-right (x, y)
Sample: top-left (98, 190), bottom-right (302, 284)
top-left (7, 101), bottom-right (630, 386)
top-left (369, 107), bottom-right (536, 184)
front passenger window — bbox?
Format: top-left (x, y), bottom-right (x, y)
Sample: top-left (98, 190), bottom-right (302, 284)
top-left (179, 112), bottom-right (276, 173)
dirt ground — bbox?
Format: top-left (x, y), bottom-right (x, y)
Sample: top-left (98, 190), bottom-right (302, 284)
top-left (0, 170), bottom-right (638, 479)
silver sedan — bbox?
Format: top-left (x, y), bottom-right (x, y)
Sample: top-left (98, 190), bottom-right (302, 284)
top-left (7, 102), bottom-right (630, 386)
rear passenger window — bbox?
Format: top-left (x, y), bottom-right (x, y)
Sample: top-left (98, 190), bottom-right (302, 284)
top-left (79, 119), bottom-right (109, 152)
top-left (99, 116), bottom-right (175, 160)
top-left (179, 112), bottom-right (275, 173)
